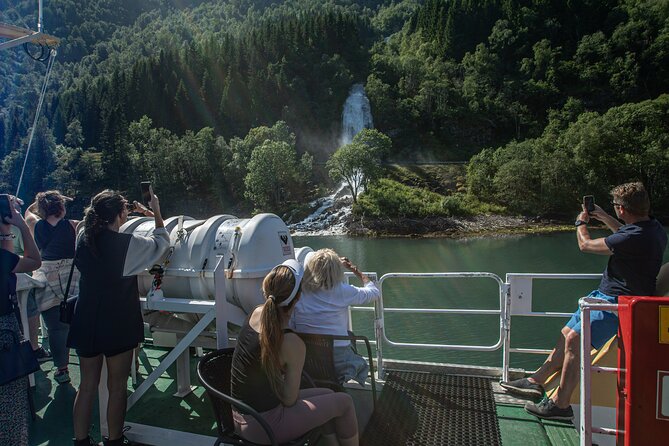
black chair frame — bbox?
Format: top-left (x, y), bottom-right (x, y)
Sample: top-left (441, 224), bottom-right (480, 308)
top-left (197, 348), bottom-right (320, 446)
top-left (297, 332), bottom-right (377, 410)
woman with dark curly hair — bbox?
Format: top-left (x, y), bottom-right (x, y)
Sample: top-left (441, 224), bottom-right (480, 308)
top-left (0, 195), bottom-right (41, 446)
top-left (68, 189), bottom-right (168, 446)
top-left (24, 190), bottom-right (79, 384)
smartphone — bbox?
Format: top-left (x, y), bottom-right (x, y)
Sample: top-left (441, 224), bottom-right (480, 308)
top-left (140, 182), bottom-right (152, 208)
top-left (0, 194), bottom-right (11, 224)
top-left (583, 195), bottom-right (595, 213)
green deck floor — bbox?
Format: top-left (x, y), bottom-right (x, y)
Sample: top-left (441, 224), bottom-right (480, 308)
top-left (496, 403), bottom-right (579, 446)
top-left (28, 346), bottom-right (578, 446)
top-left (29, 345), bottom-right (217, 446)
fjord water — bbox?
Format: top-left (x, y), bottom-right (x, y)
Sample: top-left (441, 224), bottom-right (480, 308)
top-left (294, 231), bottom-right (669, 371)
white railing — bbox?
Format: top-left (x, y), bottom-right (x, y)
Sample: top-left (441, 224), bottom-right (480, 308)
top-left (579, 297), bottom-right (624, 446)
top-left (348, 272), bottom-right (602, 381)
top-left (372, 272), bottom-right (506, 378)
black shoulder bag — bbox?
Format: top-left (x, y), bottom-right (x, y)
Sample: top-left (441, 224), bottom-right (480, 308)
top-left (0, 326), bottom-right (40, 385)
top-left (0, 286), bottom-right (39, 386)
top-left (59, 254), bottom-right (78, 324)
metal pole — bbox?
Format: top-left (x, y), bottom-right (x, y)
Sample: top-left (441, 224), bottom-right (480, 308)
top-left (501, 283), bottom-right (511, 382)
top-left (374, 298), bottom-right (385, 379)
top-left (580, 299), bottom-right (592, 446)
top-left (38, 0), bottom-right (43, 33)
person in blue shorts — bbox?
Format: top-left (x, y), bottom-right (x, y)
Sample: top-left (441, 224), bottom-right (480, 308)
top-left (500, 182), bottom-right (667, 420)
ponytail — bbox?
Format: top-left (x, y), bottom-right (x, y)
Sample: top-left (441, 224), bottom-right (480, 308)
top-left (259, 295), bottom-right (285, 397)
top-left (81, 190), bottom-right (125, 257)
top-left (258, 265), bottom-right (300, 398)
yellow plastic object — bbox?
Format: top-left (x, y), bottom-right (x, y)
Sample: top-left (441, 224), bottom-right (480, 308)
top-left (544, 335), bottom-right (618, 407)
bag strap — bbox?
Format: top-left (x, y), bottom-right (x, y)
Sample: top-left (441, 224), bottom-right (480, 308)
top-left (62, 250), bottom-right (77, 304)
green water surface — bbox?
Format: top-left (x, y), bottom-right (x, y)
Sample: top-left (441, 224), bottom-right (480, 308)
top-left (294, 230), bottom-right (669, 370)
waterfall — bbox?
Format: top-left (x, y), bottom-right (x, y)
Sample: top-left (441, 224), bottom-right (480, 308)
top-left (288, 184), bottom-right (352, 236)
top-left (339, 83), bottom-right (374, 146)
top-left (290, 83), bottom-right (374, 235)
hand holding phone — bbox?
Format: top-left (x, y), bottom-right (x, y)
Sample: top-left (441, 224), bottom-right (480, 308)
top-left (583, 195), bottom-right (595, 214)
top-left (140, 182), bottom-right (152, 209)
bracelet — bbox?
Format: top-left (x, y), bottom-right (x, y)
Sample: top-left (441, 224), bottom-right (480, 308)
top-left (0, 233), bottom-right (16, 240)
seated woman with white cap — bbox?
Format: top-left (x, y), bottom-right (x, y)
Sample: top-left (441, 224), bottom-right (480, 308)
top-left (231, 259), bottom-right (359, 446)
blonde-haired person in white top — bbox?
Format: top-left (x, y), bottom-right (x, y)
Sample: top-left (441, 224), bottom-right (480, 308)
top-left (290, 248), bottom-right (380, 385)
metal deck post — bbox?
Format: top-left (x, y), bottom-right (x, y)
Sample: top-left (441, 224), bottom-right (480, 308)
top-left (579, 298), bottom-right (592, 446)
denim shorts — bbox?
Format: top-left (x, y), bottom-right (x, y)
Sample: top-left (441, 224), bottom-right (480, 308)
top-left (566, 290), bottom-right (618, 349)
top-left (333, 344), bottom-right (369, 386)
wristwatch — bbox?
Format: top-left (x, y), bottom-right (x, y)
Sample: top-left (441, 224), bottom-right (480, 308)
top-left (574, 219), bottom-right (587, 227)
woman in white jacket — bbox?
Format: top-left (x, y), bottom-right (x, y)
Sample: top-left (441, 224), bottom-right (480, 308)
top-left (290, 248), bottom-right (380, 385)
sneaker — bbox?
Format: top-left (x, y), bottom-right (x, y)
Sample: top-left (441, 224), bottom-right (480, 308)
top-left (525, 397), bottom-right (574, 421)
top-left (34, 346), bottom-right (52, 363)
top-left (54, 369), bottom-right (71, 384)
top-left (499, 377), bottom-right (544, 399)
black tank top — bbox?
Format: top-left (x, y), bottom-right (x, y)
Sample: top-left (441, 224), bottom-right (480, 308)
top-left (34, 219), bottom-right (75, 260)
top-left (230, 318), bottom-right (293, 412)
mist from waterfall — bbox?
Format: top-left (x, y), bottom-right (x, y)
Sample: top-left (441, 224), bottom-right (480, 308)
top-left (290, 83), bottom-right (374, 235)
top-left (340, 83), bottom-right (374, 146)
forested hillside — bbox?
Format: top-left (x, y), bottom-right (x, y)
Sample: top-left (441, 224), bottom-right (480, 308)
top-left (1, 0), bottom-right (668, 221)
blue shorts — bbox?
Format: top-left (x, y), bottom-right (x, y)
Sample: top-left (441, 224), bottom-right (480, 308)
top-left (566, 290), bottom-right (618, 349)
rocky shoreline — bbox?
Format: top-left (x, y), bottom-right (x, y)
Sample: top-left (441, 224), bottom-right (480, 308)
top-left (288, 192), bottom-right (573, 238)
top-left (345, 214), bottom-right (572, 238)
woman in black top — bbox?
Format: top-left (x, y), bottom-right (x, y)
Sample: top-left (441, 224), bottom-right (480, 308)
top-left (231, 259), bottom-right (359, 445)
top-left (0, 195), bottom-right (41, 446)
top-left (68, 189), bottom-right (168, 446)
top-left (25, 190), bottom-right (79, 384)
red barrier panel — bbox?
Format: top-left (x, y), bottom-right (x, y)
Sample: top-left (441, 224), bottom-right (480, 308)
top-left (617, 296), bottom-right (669, 446)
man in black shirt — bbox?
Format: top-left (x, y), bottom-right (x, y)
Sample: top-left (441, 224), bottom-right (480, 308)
top-left (501, 182), bottom-right (667, 420)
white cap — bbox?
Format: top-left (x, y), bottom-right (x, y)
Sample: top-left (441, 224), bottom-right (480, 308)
top-left (303, 251), bottom-right (315, 268)
top-left (274, 259), bottom-right (304, 307)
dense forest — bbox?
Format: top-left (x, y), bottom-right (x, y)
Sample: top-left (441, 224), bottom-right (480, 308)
top-left (1, 0), bottom-right (668, 221)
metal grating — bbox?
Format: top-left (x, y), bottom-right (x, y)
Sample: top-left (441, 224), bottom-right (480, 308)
top-left (362, 371), bottom-right (502, 446)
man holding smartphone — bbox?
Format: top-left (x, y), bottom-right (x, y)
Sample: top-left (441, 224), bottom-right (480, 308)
top-left (500, 182), bottom-right (667, 420)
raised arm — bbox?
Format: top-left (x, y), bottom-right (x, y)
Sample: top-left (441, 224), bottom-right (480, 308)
top-left (24, 200), bottom-right (40, 235)
top-left (4, 196), bottom-right (41, 272)
top-left (122, 188), bottom-right (168, 276)
top-left (590, 204), bottom-right (622, 233)
top-left (341, 256), bottom-right (380, 304)
top-left (148, 185), bottom-right (164, 229)
top-left (576, 206), bottom-right (612, 255)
